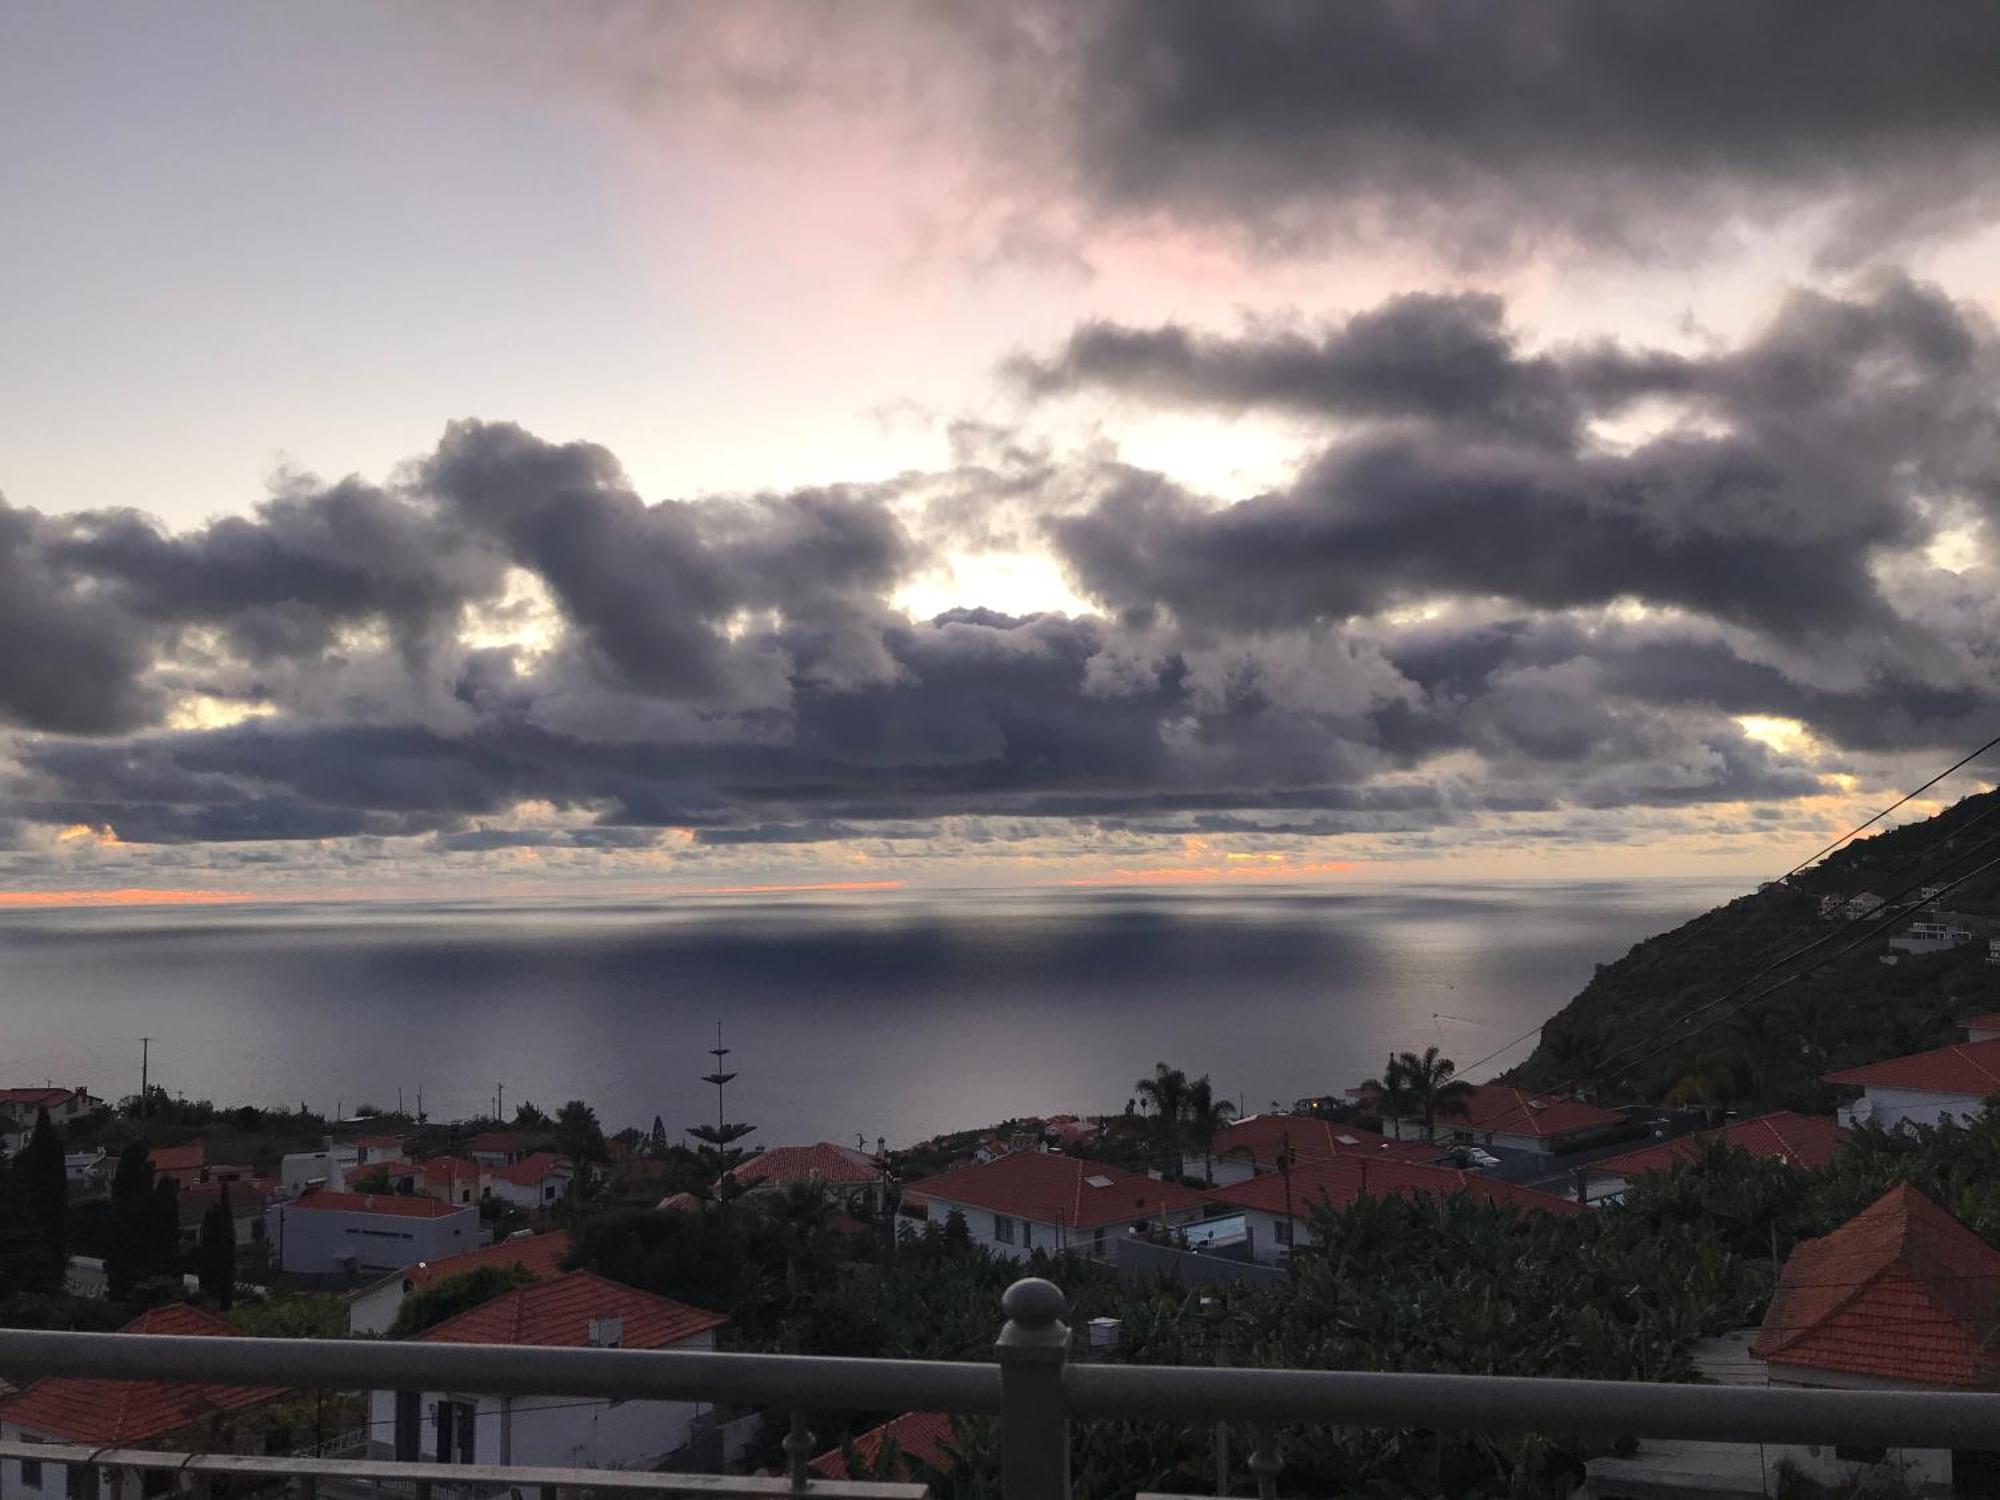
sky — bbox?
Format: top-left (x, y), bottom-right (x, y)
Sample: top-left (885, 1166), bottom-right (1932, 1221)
top-left (5, 1), bottom-right (2000, 899)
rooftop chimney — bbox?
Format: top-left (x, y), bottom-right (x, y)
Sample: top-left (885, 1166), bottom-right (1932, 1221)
top-left (587, 1316), bottom-right (623, 1349)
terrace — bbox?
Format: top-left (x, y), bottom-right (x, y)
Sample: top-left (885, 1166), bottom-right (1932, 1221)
top-left (5, 1279), bottom-right (2000, 1500)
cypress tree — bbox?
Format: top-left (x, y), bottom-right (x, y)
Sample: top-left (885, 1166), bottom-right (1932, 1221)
top-left (13, 1109), bottom-right (68, 1293)
top-left (146, 1177), bottom-right (183, 1287)
top-left (196, 1183), bottom-right (236, 1310)
top-left (105, 1140), bottom-right (155, 1300)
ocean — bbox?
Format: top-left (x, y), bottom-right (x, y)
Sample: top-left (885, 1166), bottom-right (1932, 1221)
top-left (0, 880), bottom-right (1735, 1147)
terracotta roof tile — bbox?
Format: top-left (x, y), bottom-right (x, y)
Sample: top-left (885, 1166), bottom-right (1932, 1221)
top-left (287, 1188), bottom-right (471, 1219)
top-left (492, 1151), bottom-right (570, 1187)
top-left (811, 1411), bottom-right (957, 1480)
top-left (397, 1230), bottom-right (573, 1291)
top-left (904, 1152), bottom-right (1210, 1230)
top-left (1594, 1112), bottom-right (1848, 1182)
top-left (1826, 1037), bottom-right (2000, 1096)
top-left (148, 1142), bottom-right (206, 1174)
top-left (415, 1269), bottom-right (726, 1348)
top-left (1207, 1155), bottom-right (1581, 1217)
top-left (1209, 1115), bottom-right (1445, 1168)
top-left (1754, 1184), bottom-right (2000, 1387)
top-left (0, 1304), bottom-right (282, 1444)
top-left (1447, 1086), bottom-right (1623, 1140)
top-left (730, 1143), bottom-right (883, 1191)
top-left (1961, 1012), bottom-right (2000, 1033)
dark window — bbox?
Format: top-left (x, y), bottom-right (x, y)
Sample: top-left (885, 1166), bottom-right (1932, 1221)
top-left (65, 1463), bottom-right (89, 1500)
top-left (141, 1470), bottom-right (172, 1497)
top-left (20, 1453), bottom-right (43, 1488)
top-left (993, 1214), bottom-right (1015, 1244)
top-left (394, 1391), bottom-right (421, 1462)
top-left (1836, 1444), bottom-right (1888, 1465)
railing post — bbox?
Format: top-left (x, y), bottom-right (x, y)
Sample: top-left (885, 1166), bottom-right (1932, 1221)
top-left (784, 1407), bottom-right (815, 1493)
top-left (1248, 1422), bottom-right (1280, 1500)
top-left (997, 1278), bottom-right (1071, 1500)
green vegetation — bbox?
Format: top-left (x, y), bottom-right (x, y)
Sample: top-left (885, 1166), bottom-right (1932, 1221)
top-left (387, 1263), bottom-right (539, 1337)
top-left (1512, 787), bottom-right (2000, 1107)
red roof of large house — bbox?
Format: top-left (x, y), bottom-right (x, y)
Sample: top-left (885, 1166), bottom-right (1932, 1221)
top-left (811, 1411), bottom-right (957, 1480)
top-left (419, 1155), bottom-right (485, 1185)
top-left (0, 1087), bottom-right (83, 1109)
top-left (148, 1141), bottom-right (207, 1175)
top-left (1209, 1114), bottom-right (1445, 1168)
top-left (492, 1151), bottom-right (570, 1187)
top-left (1594, 1112), bottom-right (1848, 1182)
top-left (0, 1303), bottom-right (283, 1444)
top-left (730, 1142), bottom-right (883, 1191)
top-left (1961, 1012), bottom-right (2000, 1033)
top-left (904, 1152), bottom-right (1211, 1230)
top-left (1826, 1037), bottom-right (2000, 1096)
top-left (1753, 1184), bottom-right (2000, 1387)
top-left (395, 1229), bottom-right (573, 1291)
top-left (1444, 1086), bottom-right (1622, 1141)
top-left (1207, 1155), bottom-right (1581, 1218)
top-left (415, 1270), bottom-right (726, 1348)
top-left (285, 1187), bottom-right (469, 1219)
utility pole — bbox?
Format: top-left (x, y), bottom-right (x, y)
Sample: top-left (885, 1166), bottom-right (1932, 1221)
top-left (1279, 1132), bottom-right (1296, 1261)
top-left (496, 1083), bottom-right (504, 1123)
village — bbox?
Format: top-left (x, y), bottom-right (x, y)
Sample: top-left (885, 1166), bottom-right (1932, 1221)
top-left (7, 950), bottom-right (2000, 1500)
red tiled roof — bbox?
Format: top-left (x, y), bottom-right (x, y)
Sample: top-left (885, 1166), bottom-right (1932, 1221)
top-left (0, 1304), bottom-right (282, 1444)
top-left (1209, 1114), bottom-right (1445, 1168)
top-left (399, 1230), bottom-right (572, 1290)
top-left (1445, 1086), bottom-right (1622, 1140)
top-left (346, 1134), bottom-right (405, 1150)
top-left (1963, 1012), bottom-right (2000, 1033)
top-left (811, 1411), bottom-right (957, 1480)
top-left (1594, 1112), bottom-right (1847, 1182)
top-left (492, 1151), bottom-right (570, 1187)
top-left (416, 1269), bottom-right (726, 1348)
top-left (1826, 1037), bottom-right (2000, 1096)
top-left (657, 1191), bottom-right (702, 1213)
top-left (287, 1188), bottom-right (470, 1219)
top-left (176, 1179), bottom-right (282, 1228)
top-left (149, 1142), bottom-right (207, 1174)
top-left (730, 1142), bottom-right (883, 1191)
top-left (904, 1152), bottom-right (1211, 1230)
top-left (467, 1130), bottom-right (530, 1152)
top-left (345, 1159), bottom-right (416, 1182)
top-left (0, 1087), bottom-right (81, 1109)
top-left (1753, 1185), bottom-right (2000, 1387)
top-left (420, 1155), bottom-right (485, 1185)
top-left (1207, 1155), bottom-right (1581, 1218)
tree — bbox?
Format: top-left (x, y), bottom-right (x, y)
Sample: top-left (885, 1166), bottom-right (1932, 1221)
top-left (105, 1141), bottom-right (157, 1300)
top-left (1134, 1063), bottom-right (1191, 1168)
top-left (763, 1180), bottom-right (837, 1292)
top-left (388, 1264), bottom-right (537, 1337)
top-left (8, 1110), bottom-right (68, 1294)
top-left (197, 1185), bottom-right (237, 1309)
top-left (1376, 1047), bottom-right (1474, 1142)
top-left (512, 1100), bottom-right (551, 1130)
top-left (1360, 1054), bottom-right (1414, 1134)
top-left (1183, 1076), bottom-right (1238, 1185)
top-left (146, 1178), bottom-right (182, 1286)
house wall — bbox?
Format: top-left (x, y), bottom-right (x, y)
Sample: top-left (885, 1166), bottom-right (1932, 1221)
top-left (348, 1276), bottom-right (409, 1335)
top-left (1180, 1153), bottom-right (1258, 1187)
top-left (490, 1175), bottom-right (567, 1211)
top-left (267, 1201), bottom-right (478, 1278)
top-left (912, 1194), bottom-right (1202, 1261)
top-left (280, 1148), bottom-right (359, 1194)
top-left (364, 1331), bottom-right (716, 1469)
top-left (1, 1425), bottom-right (227, 1500)
top-left (1839, 1087), bottom-right (1985, 1131)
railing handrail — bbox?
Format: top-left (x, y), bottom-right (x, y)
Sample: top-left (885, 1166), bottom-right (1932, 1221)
top-left (9, 1323), bottom-right (2000, 1452)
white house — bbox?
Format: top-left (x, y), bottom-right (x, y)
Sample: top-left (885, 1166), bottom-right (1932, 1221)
top-left (347, 1229), bottom-right (573, 1335)
top-left (489, 1151), bottom-right (572, 1211)
top-left (1180, 1114), bottom-right (1442, 1186)
top-left (1206, 1156), bottom-right (1577, 1264)
top-left (0, 1087), bottom-right (100, 1136)
top-left (279, 1142), bottom-right (361, 1193)
top-left (61, 1150), bottom-right (106, 1188)
top-left (727, 1142), bottom-right (884, 1210)
top-left (416, 1155), bottom-right (492, 1206)
top-left (1359, 1083), bottom-right (1624, 1157)
top-left (901, 1152), bottom-right (1212, 1260)
top-left (0, 1303), bottom-right (283, 1500)
top-left (366, 1271), bottom-right (727, 1470)
top-left (1825, 1036), bottom-right (2000, 1131)
top-left (1963, 1011), bottom-right (2000, 1044)
top-left (266, 1186), bottom-right (480, 1279)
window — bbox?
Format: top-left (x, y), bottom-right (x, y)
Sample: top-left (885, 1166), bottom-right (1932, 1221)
top-left (993, 1214), bottom-right (1016, 1245)
top-left (142, 1469), bottom-right (173, 1497)
top-left (65, 1462), bottom-right (90, 1500)
top-left (1836, 1444), bottom-right (1888, 1465)
top-left (1273, 1219), bottom-right (1294, 1246)
top-left (19, 1442), bottom-right (43, 1489)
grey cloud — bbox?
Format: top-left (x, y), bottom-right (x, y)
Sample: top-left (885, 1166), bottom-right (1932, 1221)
top-left (1070, 0), bottom-right (2000, 262)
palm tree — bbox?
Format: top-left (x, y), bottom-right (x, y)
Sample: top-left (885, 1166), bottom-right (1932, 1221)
top-left (1184, 1075), bottom-right (1238, 1184)
top-left (1134, 1063), bottom-right (1191, 1168)
top-left (764, 1179), bottom-right (836, 1291)
top-left (1381, 1047), bottom-right (1475, 1143)
top-left (1361, 1053), bottom-right (1414, 1135)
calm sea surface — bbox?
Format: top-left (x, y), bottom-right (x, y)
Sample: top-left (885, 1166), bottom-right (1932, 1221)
top-left (0, 881), bottom-right (1736, 1147)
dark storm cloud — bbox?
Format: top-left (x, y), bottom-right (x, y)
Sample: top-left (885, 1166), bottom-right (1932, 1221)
top-left (1042, 277), bottom-right (2000, 639)
top-left (1069, 0), bottom-right (2000, 261)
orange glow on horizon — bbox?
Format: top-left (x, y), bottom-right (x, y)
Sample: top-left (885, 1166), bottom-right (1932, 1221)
top-left (658, 879), bottom-right (907, 897)
top-left (1064, 859), bottom-right (1356, 888)
top-left (0, 888), bottom-right (255, 909)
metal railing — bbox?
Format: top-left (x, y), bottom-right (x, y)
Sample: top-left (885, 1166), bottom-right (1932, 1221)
top-left (6, 1278), bottom-right (2000, 1500)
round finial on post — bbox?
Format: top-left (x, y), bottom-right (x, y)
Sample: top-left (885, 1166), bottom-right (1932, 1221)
top-left (1002, 1277), bottom-right (1068, 1328)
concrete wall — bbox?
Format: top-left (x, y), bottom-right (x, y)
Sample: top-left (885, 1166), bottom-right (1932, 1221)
top-left (267, 1199), bottom-right (478, 1278)
top-left (1839, 1087), bottom-right (1985, 1131)
top-left (911, 1194), bottom-right (1203, 1260)
top-left (491, 1174), bottom-right (567, 1211)
top-left (280, 1147), bottom-right (359, 1194)
top-left (347, 1275), bottom-right (409, 1335)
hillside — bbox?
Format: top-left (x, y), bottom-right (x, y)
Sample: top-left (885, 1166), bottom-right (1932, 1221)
top-left (1504, 788), bottom-right (2000, 1111)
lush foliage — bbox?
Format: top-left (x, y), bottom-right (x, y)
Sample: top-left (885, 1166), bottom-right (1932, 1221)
top-left (387, 1263), bottom-right (539, 1337)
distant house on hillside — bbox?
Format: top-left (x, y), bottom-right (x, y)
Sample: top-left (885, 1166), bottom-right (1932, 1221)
top-left (147, 1141), bottom-right (207, 1187)
top-left (902, 1153), bottom-right (1210, 1260)
top-left (1961, 1011), bottom-right (2000, 1044)
top-left (1825, 1037), bottom-right (2000, 1130)
top-left (1182, 1114), bottom-right (1444, 1186)
top-left (364, 1271), bottom-right (726, 1469)
top-left (728, 1142), bottom-right (885, 1210)
top-left (1206, 1156), bottom-right (1577, 1264)
top-left (1889, 911), bottom-right (1997, 956)
top-left (175, 1178), bottom-right (281, 1249)
top-left (466, 1130), bottom-right (537, 1168)
top-left (1585, 1111), bottom-right (1847, 1203)
top-left (0, 1087), bottom-right (99, 1140)
top-left (489, 1152), bottom-right (572, 1210)
top-left (347, 1228), bottom-right (572, 1335)
top-left (416, 1155), bottom-right (490, 1206)
top-left (267, 1186), bottom-right (480, 1279)
top-left (0, 1304), bottom-right (285, 1500)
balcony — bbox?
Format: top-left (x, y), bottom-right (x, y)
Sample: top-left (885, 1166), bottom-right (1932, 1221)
top-left (7, 1278), bottom-right (2000, 1500)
